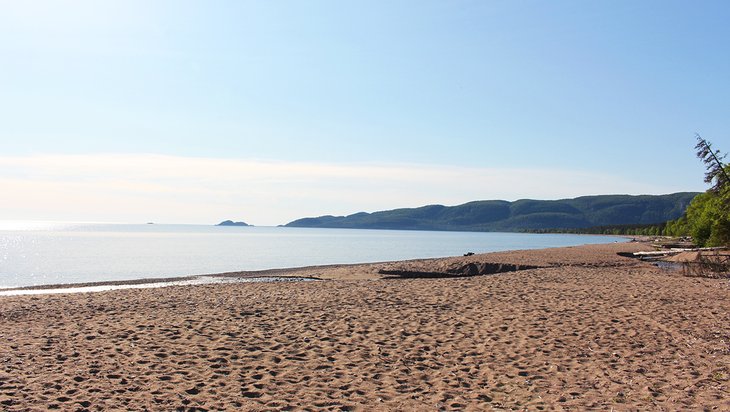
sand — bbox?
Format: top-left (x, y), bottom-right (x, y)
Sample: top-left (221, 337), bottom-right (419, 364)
top-left (1, 242), bottom-right (729, 411)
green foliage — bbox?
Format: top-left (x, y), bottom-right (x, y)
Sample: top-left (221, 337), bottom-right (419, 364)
top-left (663, 217), bottom-right (687, 237)
top-left (682, 186), bottom-right (730, 247)
top-left (665, 137), bottom-right (729, 247)
top-left (525, 222), bottom-right (669, 236)
top-left (685, 192), bottom-right (715, 246)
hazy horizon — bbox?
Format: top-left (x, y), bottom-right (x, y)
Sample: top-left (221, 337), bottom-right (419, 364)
top-left (0, 188), bottom-right (700, 227)
top-left (2, 1), bottom-right (726, 225)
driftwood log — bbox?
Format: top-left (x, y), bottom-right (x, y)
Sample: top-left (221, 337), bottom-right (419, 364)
top-left (379, 262), bottom-right (541, 279)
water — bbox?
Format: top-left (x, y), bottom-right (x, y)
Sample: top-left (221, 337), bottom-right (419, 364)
top-left (0, 222), bottom-right (624, 288)
top-left (0, 276), bottom-right (317, 296)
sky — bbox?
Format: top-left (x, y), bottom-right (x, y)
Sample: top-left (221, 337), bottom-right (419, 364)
top-left (0, 0), bottom-right (728, 225)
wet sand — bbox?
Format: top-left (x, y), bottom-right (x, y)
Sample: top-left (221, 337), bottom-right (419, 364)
top-left (1, 242), bottom-right (729, 410)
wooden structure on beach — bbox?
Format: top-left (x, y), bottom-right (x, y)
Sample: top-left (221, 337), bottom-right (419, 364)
top-left (664, 249), bottom-right (730, 278)
top-left (631, 247), bottom-right (730, 278)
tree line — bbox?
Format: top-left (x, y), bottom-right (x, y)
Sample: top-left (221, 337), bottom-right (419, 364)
top-left (525, 223), bottom-right (672, 236)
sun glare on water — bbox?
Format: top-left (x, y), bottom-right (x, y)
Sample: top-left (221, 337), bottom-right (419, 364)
top-left (0, 221), bottom-right (106, 231)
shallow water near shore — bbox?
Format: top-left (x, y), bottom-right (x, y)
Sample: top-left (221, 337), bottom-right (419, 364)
top-left (0, 222), bottom-right (624, 288)
top-left (0, 276), bottom-right (318, 296)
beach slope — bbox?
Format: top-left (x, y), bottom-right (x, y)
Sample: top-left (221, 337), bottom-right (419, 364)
top-left (0, 243), bottom-right (728, 410)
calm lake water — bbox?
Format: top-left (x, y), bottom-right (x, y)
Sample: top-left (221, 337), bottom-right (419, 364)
top-left (0, 222), bottom-right (624, 288)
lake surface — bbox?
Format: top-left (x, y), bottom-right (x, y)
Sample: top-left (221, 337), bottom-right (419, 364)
top-left (0, 222), bottom-right (624, 288)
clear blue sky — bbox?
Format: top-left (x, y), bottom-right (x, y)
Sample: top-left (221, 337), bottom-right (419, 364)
top-left (0, 1), bottom-right (728, 224)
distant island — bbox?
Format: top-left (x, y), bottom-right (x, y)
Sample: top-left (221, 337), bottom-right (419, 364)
top-left (216, 220), bottom-right (251, 227)
top-left (285, 192), bottom-right (699, 232)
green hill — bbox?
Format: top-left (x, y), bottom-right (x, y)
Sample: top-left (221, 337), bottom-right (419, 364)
top-left (284, 193), bottom-right (699, 232)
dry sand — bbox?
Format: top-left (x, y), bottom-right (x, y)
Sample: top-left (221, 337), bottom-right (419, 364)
top-left (1, 242), bottom-right (729, 411)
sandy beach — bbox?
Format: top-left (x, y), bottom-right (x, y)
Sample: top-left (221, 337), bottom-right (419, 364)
top-left (1, 242), bottom-right (729, 411)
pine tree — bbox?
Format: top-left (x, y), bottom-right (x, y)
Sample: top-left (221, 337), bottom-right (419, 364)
top-left (695, 134), bottom-right (730, 193)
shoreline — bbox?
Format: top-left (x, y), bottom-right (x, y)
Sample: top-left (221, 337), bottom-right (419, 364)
top-left (2, 242), bottom-right (727, 410)
top-left (0, 230), bottom-right (628, 292)
top-left (0, 236), bottom-right (632, 294)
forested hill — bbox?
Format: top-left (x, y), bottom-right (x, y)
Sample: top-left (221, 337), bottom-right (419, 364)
top-left (285, 193), bottom-right (699, 232)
